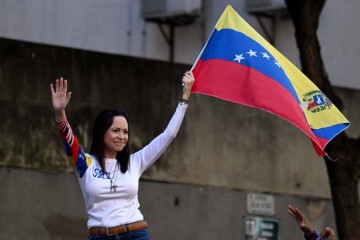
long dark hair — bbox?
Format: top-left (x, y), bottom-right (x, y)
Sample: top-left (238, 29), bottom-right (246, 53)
top-left (89, 109), bottom-right (130, 173)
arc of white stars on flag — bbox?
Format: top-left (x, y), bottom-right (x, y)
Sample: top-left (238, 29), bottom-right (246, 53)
top-left (232, 49), bottom-right (281, 68)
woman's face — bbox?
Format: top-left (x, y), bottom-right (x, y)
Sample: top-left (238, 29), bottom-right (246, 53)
top-left (103, 116), bottom-right (129, 158)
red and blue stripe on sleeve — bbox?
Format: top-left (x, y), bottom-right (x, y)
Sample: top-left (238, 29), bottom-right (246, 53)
top-left (56, 120), bottom-right (91, 178)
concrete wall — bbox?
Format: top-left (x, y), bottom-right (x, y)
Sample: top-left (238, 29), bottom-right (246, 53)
top-left (0, 167), bottom-right (336, 240)
top-left (1, 38), bottom-right (359, 239)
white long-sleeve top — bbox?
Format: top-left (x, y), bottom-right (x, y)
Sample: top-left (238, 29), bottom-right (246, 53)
top-left (57, 103), bottom-right (188, 228)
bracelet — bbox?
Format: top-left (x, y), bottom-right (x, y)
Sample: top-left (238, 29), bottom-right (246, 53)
top-left (178, 97), bottom-right (189, 105)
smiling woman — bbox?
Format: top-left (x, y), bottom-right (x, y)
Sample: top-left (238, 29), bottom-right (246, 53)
top-left (50, 71), bottom-right (195, 240)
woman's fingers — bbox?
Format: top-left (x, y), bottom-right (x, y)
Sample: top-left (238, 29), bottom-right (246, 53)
top-left (63, 78), bottom-right (67, 93)
top-left (52, 77), bottom-right (68, 95)
top-left (58, 78), bottom-right (62, 92)
top-left (54, 79), bottom-right (58, 93)
top-left (50, 83), bottom-right (55, 94)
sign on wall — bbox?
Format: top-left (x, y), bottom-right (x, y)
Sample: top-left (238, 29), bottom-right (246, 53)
top-left (247, 193), bottom-right (275, 216)
top-left (243, 216), bottom-right (279, 240)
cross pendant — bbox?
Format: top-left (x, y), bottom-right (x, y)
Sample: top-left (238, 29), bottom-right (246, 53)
top-left (110, 184), bottom-right (118, 192)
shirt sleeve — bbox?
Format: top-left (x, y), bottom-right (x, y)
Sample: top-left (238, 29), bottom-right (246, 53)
top-left (131, 103), bottom-right (188, 174)
top-left (56, 120), bottom-right (92, 178)
top-left (304, 231), bottom-right (322, 240)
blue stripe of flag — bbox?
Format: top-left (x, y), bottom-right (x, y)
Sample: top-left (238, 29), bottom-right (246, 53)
top-left (312, 123), bottom-right (348, 140)
top-left (201, 28), bottom-right (300, 104)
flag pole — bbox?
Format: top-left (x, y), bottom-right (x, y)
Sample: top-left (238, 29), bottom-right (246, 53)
top-left (190, 28), bottom-right (214, 71)
top-left (190, 5), bottom-right (231, 71)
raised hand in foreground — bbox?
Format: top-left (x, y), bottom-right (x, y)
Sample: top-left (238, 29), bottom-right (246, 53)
top-left (288, 205), bottom-right (335, 240)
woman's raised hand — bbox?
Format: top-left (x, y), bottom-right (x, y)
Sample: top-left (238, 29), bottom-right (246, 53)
top-left (50, 77), bottom-right (71, 121)
top-left (181, 71), bottom-right (195, 101)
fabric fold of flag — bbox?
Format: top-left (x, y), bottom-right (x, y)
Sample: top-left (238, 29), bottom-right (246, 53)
top-left (191, 5), bottom-right (350, 156)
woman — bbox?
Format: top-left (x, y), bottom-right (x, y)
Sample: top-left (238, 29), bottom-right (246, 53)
top-left (50, 71), bottom-right (195, 240)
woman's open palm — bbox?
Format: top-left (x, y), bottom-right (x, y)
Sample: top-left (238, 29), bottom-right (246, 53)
top-left (50, 77), bottom-right (71, 111)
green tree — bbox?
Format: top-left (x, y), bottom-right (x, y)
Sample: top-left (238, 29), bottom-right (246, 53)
top-left (285, 0), bottom-right (360, 239)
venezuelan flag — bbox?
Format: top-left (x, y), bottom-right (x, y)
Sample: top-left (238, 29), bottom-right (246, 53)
top-left (191, 5), bottom-right (350, 156)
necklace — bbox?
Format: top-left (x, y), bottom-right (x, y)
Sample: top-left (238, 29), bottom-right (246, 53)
top-left (108, 165), bottom-right (119, 192)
